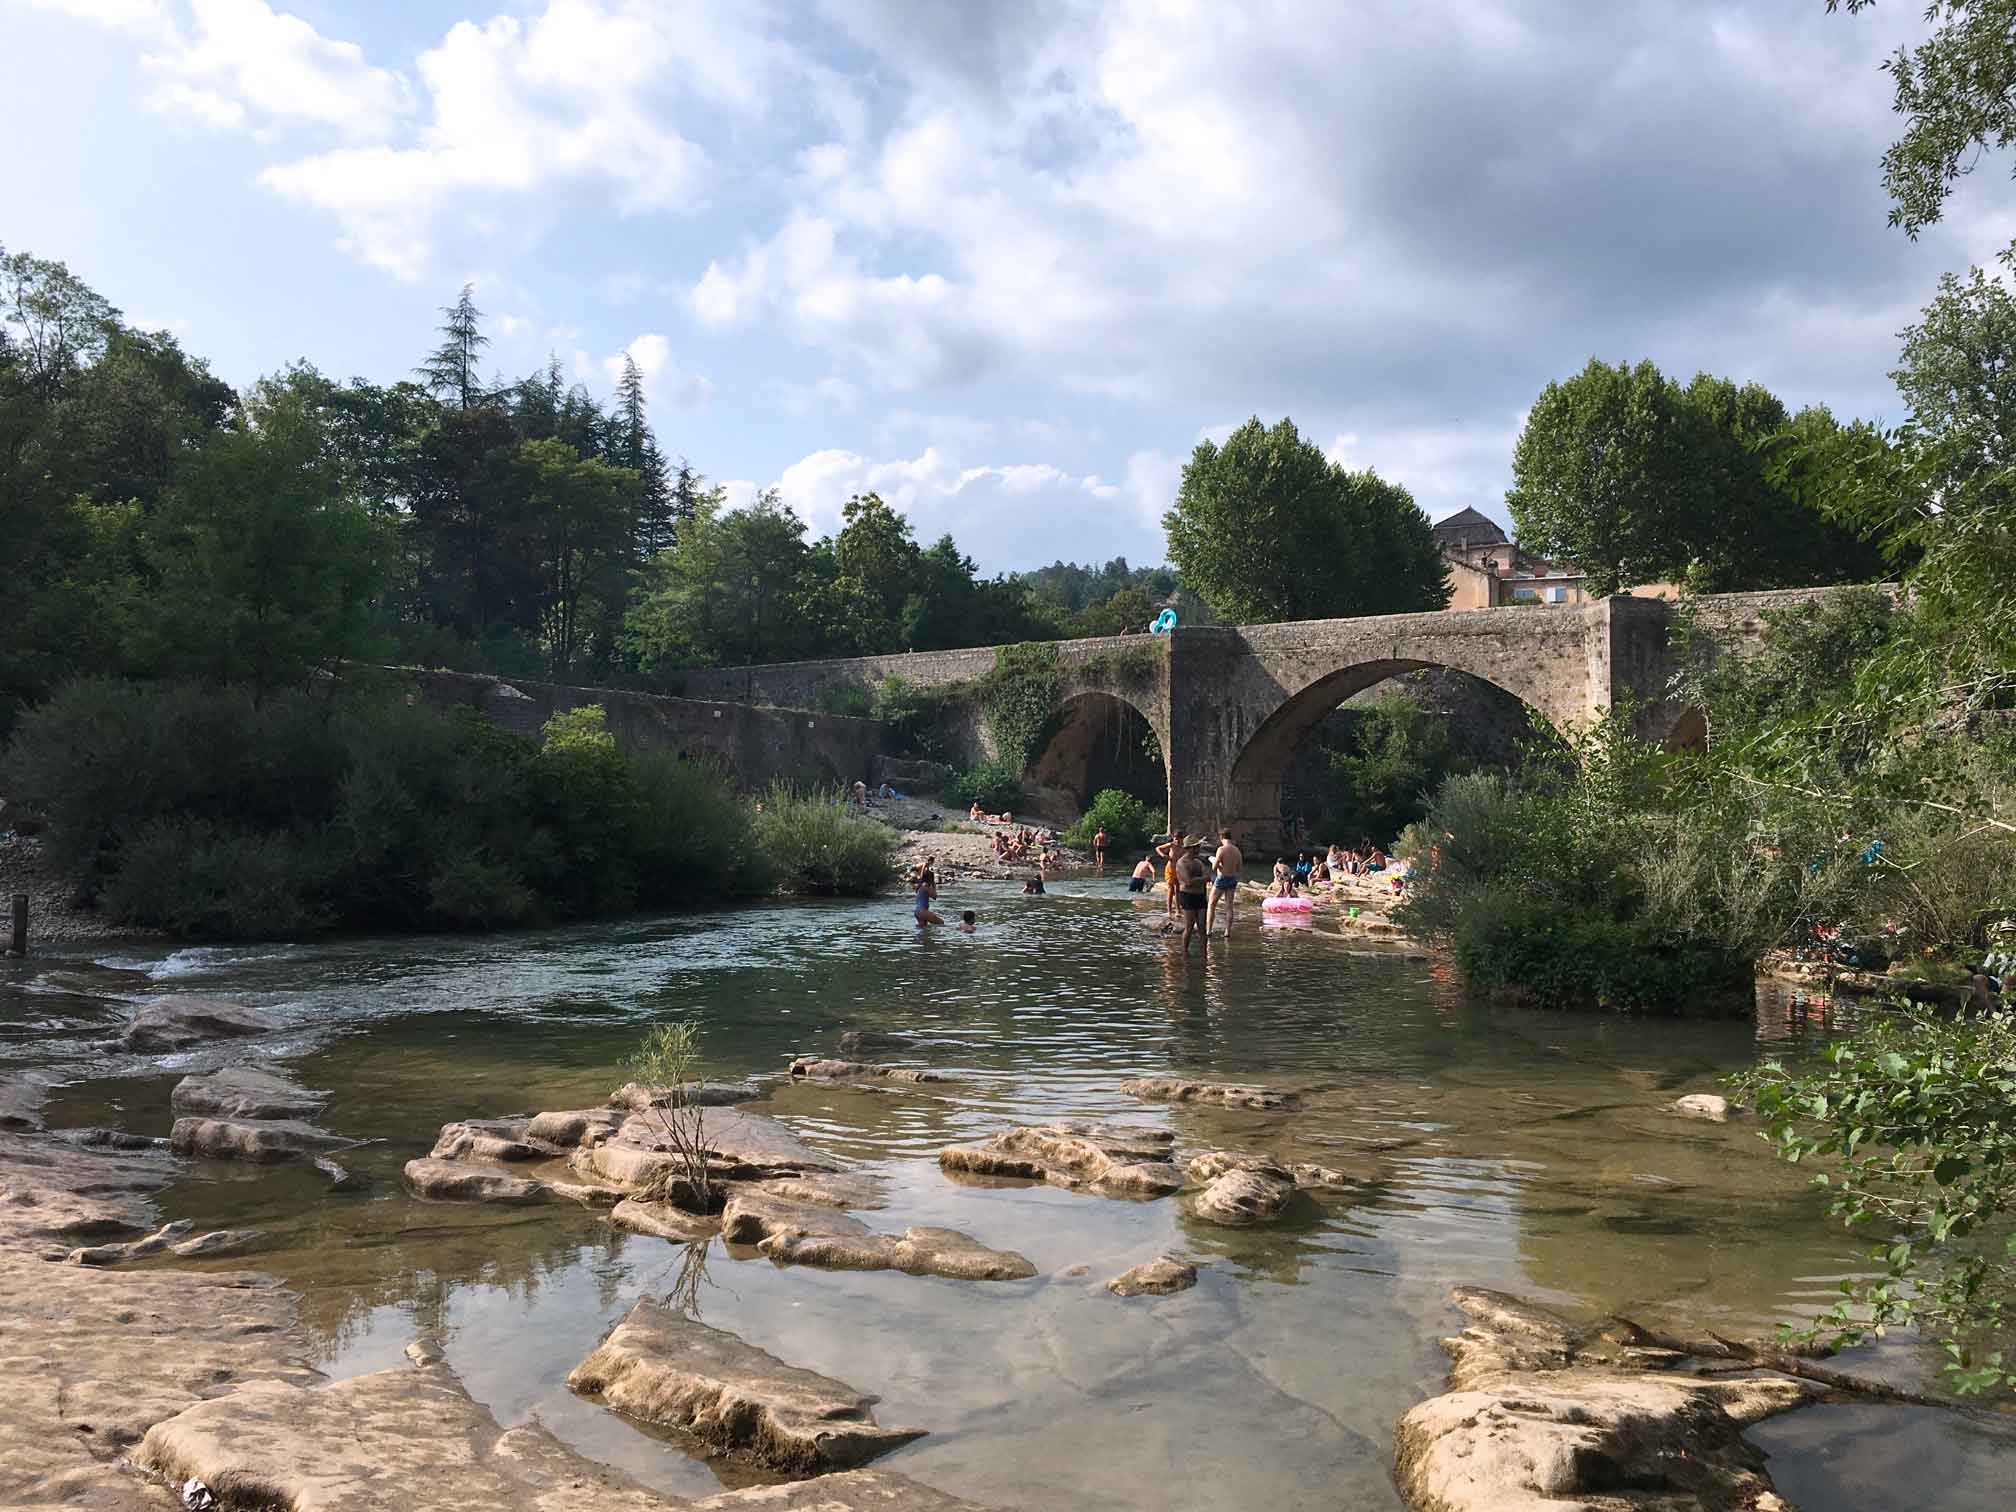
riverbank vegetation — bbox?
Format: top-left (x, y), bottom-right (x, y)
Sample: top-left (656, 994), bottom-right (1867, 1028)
top-left (1, 681), bottom-right (895, 937)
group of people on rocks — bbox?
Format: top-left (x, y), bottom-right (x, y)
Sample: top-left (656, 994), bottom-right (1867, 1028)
top-left (982, 819), bottom-right (1060, 870)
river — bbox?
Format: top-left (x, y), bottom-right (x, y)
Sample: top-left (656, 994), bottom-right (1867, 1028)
top-left (4, 875), bottom-right (2011, 1509)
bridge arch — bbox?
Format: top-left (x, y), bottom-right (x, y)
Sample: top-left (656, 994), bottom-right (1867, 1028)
top-left (1219, 657), bottom-right (1546, 851)
top-left (1025, 688), bottom-right (1167, 811)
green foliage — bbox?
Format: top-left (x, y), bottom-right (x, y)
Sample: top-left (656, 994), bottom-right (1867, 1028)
top-left (750, 785), bottom-right (899, 896)
top-left (1162, 416), bottom-right (1449, 622)
top-left (813, 684), bottom-right (874, 717)
top-left (980, 643), bottom-right (1061, 768)
top-left (941, 758), bottom-right (1026, 814)
top-left (2, 680), bottom-right (766, 938)
top-left (1507, 359), bottom-right (1884, 596)
top-left (1313, 695), bottom-right (1469, 844)
top-left (1829, 0), bottom-right (2016, 238)
top-left (1397, 714), bottom-right (1835, 1013)
top-left (871, 674), bottom-right (960, 758)
top-left (626, 1019), bottom-right (715, 1210)
top-left (1735, 1006), bottom-right (2016, 1394)
top-left (1064, 789), bottom-right (1159, 851)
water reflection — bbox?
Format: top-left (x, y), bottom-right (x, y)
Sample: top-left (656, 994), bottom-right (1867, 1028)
top-left (0, 883), bottom-right (1982, 1510)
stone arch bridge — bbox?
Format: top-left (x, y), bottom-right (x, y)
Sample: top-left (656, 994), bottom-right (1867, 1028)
top-left (675, 588), bottom-right (1849, 851)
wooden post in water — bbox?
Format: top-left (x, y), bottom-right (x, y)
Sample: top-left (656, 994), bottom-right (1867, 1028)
top-left (8, 893), bottom-right (25, 957)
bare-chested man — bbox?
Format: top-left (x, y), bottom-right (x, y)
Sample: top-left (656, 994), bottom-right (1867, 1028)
top-left (1207, 829), bottom-right (1242, 935)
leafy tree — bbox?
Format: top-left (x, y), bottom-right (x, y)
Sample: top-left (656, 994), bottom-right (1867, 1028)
top-left (1163, 416), bottom-right (1449, 622)
top-left (1507, 359), bottom-right (1712, 594)
top-left (135, 380), bottom-right (391, 689)
top-left (516, 439), bottom-right (636, 678)
top-left (1316, 695), bottom-right (1468, 844)
top-left (1078, 585), bottom-right (1155, 637)
top-left (0, 243), bottom-right (119, 400)
top-left (416, 283), bottom-right (489, 409)
top-left (611, 352), bottom-right (674, 559)
top-left (626, 487), bottom-right (811, 669)
top-left (1830, 0), bottom-right (2016, 237)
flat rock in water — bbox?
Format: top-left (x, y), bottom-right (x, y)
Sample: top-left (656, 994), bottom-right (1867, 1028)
top-left (171, 1066), bottom-right (324, 1122)
top-left (568, 1301), bottom-right (926, 1473)
top-left (759, 1170), bottom-right (886, 1209)
top-left (1107, 1256), bottom-right (1199, 1297)
top-left (430, 1118), bottom-right (545, 1162)
top-left (1671, 1093), bottom-right (1743, 1122)
top-left (170, 1116), bottom-right (355, 1164)
top-left (722, 1190), bottom-right (1034, 1281)
top-left (403, 1157), bottom-right (553, 1206)
top-left (609, 1080), bottom-right (765, 1111)
top-left (1120, 1077), bottom-right (1296, 1111)
top-left (788, 1057), bottom-right (946, 1085)
top-left (123, 995), bottom-right (276, 1051)
top-left (66, 1218), bottom-right (192, 1265)
top-left (142, 1364), bottom-right (708, 1512)
top-left (939, 1122), bottom-right (1183, 1200)
top-left (525, 1106), bottom-right (625, 1148)
top-left (1186, 1153), bottom-right (1296, 1226)
top-left (0, 1073), bottom-right (52, 1132)
top-left (580, 1108), bottom-right (839, 1189)
top-left (688, 1471), bottom-right (1003, 1511)
top-left (0, 1249), bottom-right (309, 1506)
top-left (1394, 1286), bottom-right (1814, 1512)
top-left (610, 1196), bottom-right (722, 1242)
top-left (0, 1126), bottom-right (174, 1248)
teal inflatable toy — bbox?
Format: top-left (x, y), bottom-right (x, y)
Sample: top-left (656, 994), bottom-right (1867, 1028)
top-left (1149, 608), bottom-right (1178, 634)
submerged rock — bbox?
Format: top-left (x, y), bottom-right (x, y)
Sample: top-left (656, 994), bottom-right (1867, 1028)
top-left (123, 995), bottom-right (276, 1052)
top-left (170, 1116), bottom-right (356, 1164)
top-left (171, 1066), bottom-right (324, 1122)
top-left (1671, 1093), bottom-right (1744, 1122)
top-left (402, 1157), bottom-right (553, 1205)
top-left (788, 1057), bottom-right (946, 1085)
top-left (837, 1029), bottom-right (918, 1056)
top-left (939, 1122), bottom-right (1183, 1199)
top-left (0, 1126), bottom-right (175, 1248)
top-left (1186, 1155), bottom-right (1296, 1227)
top-left (721, 1189), bottom-right (1034, 1281)
top-left (1120, 1077), bottom-right (1297, 1111)
top-left (1393, 1286), bottom-right (1814, 1512)
top-left (0, 1073), bottom-right (52, 1132)
top-left (759, 1170), bottom-right (885, 1209)
top-left (66, 1220), bottom-right (263, 1266)
top-left (568, 1301), bottom-right (927, 1473)
top-left (688, 1472), bottom-right (1001, 1510)
top-left (1107, 1256), bottom-right (1199, 1297)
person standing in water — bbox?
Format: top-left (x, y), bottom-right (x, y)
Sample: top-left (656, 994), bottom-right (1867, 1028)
top-left (1129, 853), bottom-right (1156, 893)
top-left (1093, 826), bottom-right (1108, 868)
top-left (912, 857), bottom-right (943, 928)
top-left (1155, 835), bottom-right (1180, 921)
top-left (1208, 829), bottom-right (1242, 935)
top-left (1174, 835), bottom-right (1211, 955)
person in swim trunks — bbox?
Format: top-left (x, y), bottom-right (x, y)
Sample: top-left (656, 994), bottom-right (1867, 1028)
top-left (1174, 834), bottom-right (1210, 955)
top-left (1208, 829), bottom-right (1242, 935)
top-left (1155, 836), bottom-right (1179, 920)
top-left (1129, 853), bottom-right (1155, 893)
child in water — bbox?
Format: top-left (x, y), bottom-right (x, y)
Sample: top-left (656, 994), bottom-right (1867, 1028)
top-left (959, 911), bottom-right (977, 933)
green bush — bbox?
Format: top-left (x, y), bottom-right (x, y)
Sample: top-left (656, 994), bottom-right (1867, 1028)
top-left (941, 757), bottom-right (1025, 814)
top-left (752, 784), bottom-right (899, 896)
top-left (814, 684), bottom-right (874, 718)
top-left (4, 679), bottom-right (773, 939)
top-left (102, 817), bottom-right (333, 938)
top-left (1063, 789), bottom-right (1159, 851)
top-left (872, 674), bottom-right (958, 758)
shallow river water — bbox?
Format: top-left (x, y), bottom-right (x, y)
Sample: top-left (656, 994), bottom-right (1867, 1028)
top-left (5, 875), bottom-right (2013, 1510)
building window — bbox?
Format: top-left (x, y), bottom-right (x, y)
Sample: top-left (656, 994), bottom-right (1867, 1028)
top-left (1548, 586), bottom-right (1566, 604)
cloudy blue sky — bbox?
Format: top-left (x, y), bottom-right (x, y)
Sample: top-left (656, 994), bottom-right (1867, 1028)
top-left (6, 0), bottom-right (2005, 572)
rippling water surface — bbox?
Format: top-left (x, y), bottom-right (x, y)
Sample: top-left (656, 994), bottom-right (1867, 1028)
top-left (4, 876), bottom-right (2010, 1510)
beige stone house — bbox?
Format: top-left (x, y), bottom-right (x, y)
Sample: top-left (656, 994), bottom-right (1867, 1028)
top-left (1432, 507), bottom-right (1681, 608)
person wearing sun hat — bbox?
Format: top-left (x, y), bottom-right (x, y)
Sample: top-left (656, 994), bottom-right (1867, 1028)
top-left (1174, 833), bottom-right (1211, 953)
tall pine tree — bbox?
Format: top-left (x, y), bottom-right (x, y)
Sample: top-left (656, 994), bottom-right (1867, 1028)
top-left (416, 284), bottom-right (488, 409)
top-left (611, 353), bottom-right (673, 558)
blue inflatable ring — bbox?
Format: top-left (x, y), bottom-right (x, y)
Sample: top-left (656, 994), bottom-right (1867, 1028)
top-left (1149, 608), bottom-right (1178, 634)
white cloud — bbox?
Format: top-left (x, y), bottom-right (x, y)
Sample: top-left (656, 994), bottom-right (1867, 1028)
top-left (600, 331), bottom-right (712, 409)
top-left (141, 0), bottom-right (410, 135)
top-left (774, 375), bottom-right (859, 415)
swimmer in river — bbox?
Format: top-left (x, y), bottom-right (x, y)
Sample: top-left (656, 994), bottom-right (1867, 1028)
top-left (912, 858), bottom-right (943, 928)
top-left (959, 910), bottom-right (977, 932)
